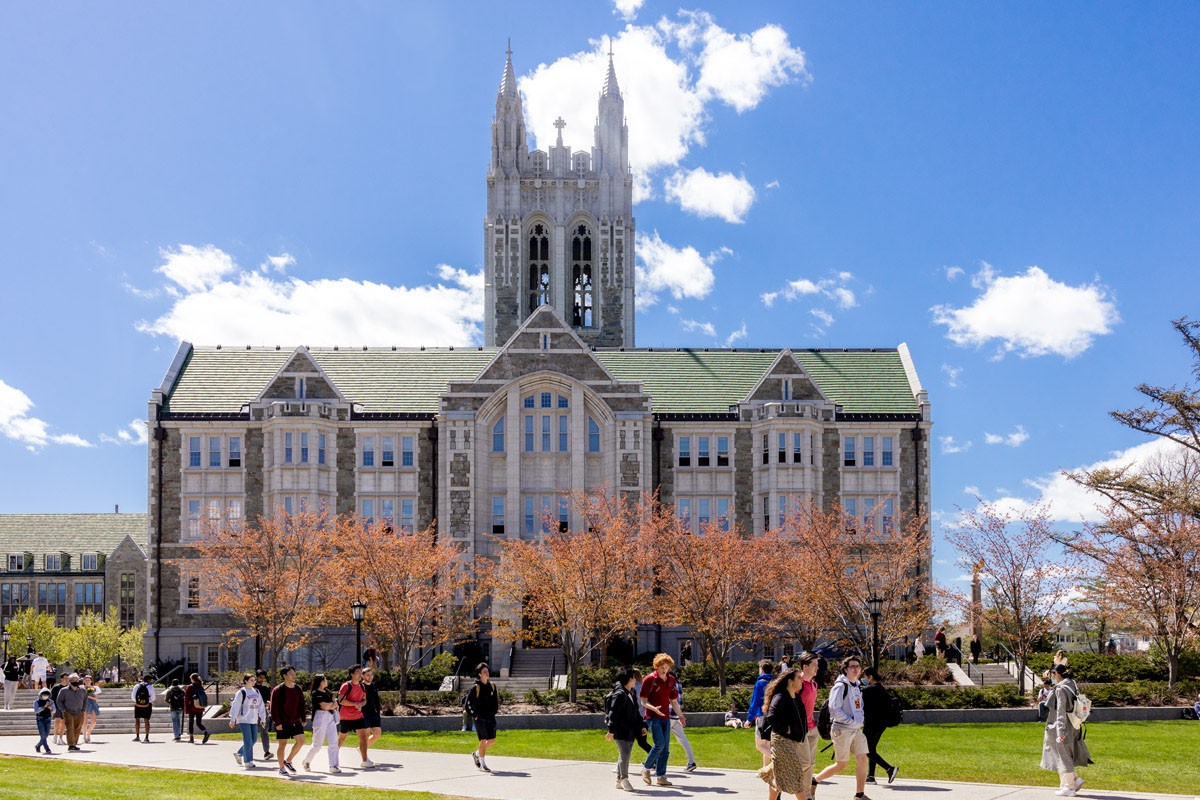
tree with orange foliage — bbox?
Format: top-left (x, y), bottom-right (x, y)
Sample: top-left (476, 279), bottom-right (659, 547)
top-left (334, 515), bottom-right (476, 703)
top-left (946, 503), bottom-right (1073, 692)
top-left (194, 507), bottom-right (334, 676)
top-left (482, 490), bottom-right (652, 703)
top-left (650, 506), bottom-right (778, 695)
top-left (777, 500), bottom-right (930, 667)
top-left (1061, 452), bottom-right (1200, 688)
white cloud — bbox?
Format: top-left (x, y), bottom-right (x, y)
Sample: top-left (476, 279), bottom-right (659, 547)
top-left (984, 425), bottom-right (1029, 447)
top-left (681, 318), bottom-right (716, 337)
top-left (765, 179), bottom-right (780, 189)
top-left (0, 380), bottom-right (93, 451)
top-left (944, 266), bottom-right (964, 281)
top-left (612, 0), bottom-right (643, 20)
top-left (519, 11), bottom-right (806, 202)
top-left (101, 419), bottom-right (149, 447)
top-left (939, 435), bottom-right (972, 455)
top-left (136, 246), bottom-right (484, 346)
top-left (724, 323), bottom-right (748, 347)
top-left (155, 244), bottom-right (238, 294)
top-left (809, 308), bottom-right (835, 333)
top-left (971, 437), bottom-right (1182, 523)
top-left (940, 363), bottom-right (962, 388)
top-left (932, 265), bottom-right (1119, 359)
top-left (664, 168), bottom-right (756, 223)
top-left (260, 253), bottom-right (295, 274)
top-left (761, 272), bottom-right (858, 310)
top-left (635, 231), bottom-right (724, 306)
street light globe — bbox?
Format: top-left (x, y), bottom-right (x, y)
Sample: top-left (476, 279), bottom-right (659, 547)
top-left (867, 596), bottom-right (884, 617)
top-left (351, 600), bottom-right (367, 622)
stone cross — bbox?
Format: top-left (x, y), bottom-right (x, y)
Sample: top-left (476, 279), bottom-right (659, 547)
top-left (554, 116), bottom-right (565, 146)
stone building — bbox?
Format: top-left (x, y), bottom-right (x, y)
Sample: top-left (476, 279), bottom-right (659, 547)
top-left (145, 50), bottom-right (933, 674)
top-left (0, 513), bottom-right (148, 633)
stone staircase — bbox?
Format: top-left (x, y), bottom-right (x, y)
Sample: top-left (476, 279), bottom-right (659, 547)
top-left (965, 661), bottom-right (1021, 688)
top-left (494, 648), bottom-right (561, 694)
top-left (0, 688), bottom-right (184, 737)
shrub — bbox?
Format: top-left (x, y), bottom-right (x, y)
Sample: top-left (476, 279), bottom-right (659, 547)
top-left (678, 661), bottom-right (760, 687)
top-left (891, 684), bottom-right (1027, 709)
top-left (1026, 652), bottom-right (1161, 682)
top-left (574, 666), bottom-right (619, 689)
top-left (407, 652), bottom-right (458, 690)
top-left (1080, 679), bottom-right (1199, 707)
top-left (879, 657), bottom-right (952, 685)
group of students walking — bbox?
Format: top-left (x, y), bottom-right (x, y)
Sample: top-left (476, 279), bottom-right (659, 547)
top-left (225, 663), bottom-right (386, 776)
top-left (31, 671), bottom-right (104, 753)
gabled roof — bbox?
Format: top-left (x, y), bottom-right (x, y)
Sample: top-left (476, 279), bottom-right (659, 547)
top-left (159, 346), bottom-right (921, 417)
top-left (0, 514), bottom-right (149, 562)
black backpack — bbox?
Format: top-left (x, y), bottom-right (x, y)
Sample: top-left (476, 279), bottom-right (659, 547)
top-left (886, 691), bottom-right (904, 728)
top-left (135, 682), bottom-right (151, 707)
top-left (603, 688), bottom-right (622, 728)
top-left (817, 699), bottom-right (832, 740)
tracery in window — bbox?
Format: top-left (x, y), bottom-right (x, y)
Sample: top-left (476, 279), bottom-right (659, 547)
top-left (571, 224), bottom-right (593, 327)
top-left (528, 223), bottom-right (550, 313)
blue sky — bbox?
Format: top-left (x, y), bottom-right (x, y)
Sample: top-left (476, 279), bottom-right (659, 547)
top-left (2, 2), bottom-right (1198, 589)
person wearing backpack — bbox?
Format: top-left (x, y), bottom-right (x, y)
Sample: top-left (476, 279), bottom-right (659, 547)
top-left (164, 678), bottom-right (186, 741)
top-left (336, 664), bottom-right (374, 769)
top-left (605, 667), bottom-right (647, 792)
top-left (861, 667), bottom-right (899, 785)
top-left (748, 659), bottom-right (775, 766)
top-left (464, 662), bottom-right (500, 772)
top-left (130, 675), bottom-right (156, 742)
top-left (228, 672), bottom-right (267, 769)
top-left (795, 652), bottom-right (820, 800)
top-left (813, 657), bottom-right (870, 800)
top-left (1041, 664), bottom-right (1090, 796)
top-left (184, 672), bottom-right (210, 744)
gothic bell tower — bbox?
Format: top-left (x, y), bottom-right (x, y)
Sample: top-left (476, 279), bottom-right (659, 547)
top-left (484, 44), bottom-right (635, 348)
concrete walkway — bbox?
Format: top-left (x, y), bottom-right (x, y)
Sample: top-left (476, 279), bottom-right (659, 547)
top-left (0, 734), bottom-right (1191, 800)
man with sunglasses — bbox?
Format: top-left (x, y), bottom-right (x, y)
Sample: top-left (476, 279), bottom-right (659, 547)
top-left (813, 656), bottom-right (870, 799)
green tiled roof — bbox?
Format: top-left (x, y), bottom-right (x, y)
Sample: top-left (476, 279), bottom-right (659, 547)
top-left (161, 346), bottom-right (919, 416)
top-left (0, 514), bottom-right (149, 563)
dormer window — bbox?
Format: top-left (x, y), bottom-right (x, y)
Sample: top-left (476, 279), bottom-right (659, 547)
top-left (44, 554), bottom-right (61, 572)
top-left (6, 555), bottom-right (21, 572)
top-left (81, 553), bottom-right (99, 571)
top-left (782, 379), bottom-right (792, 401)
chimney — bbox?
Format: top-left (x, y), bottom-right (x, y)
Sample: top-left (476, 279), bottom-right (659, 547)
top-left (114, 504), bottom-right (119, 514)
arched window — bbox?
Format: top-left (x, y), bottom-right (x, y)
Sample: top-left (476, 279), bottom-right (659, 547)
top-left (492, 418), bottom-right (504, 453)
top-left (528, 223), bottom-right (550, 314)
top-left (571, 224), bottom-right (593, 327)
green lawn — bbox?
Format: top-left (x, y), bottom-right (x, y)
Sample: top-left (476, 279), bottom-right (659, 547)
top-left (0, 756), bottom-right (458, 800)
top-left (361, 721), bottom-right (1198, 794)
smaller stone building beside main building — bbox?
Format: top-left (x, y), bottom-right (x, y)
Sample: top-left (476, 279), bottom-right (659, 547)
top-left (0, 513), bottom-right (148, 635)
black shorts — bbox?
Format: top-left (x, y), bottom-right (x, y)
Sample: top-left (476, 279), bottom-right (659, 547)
top-left (363, 713), bottom-right (382, 729)
top-left (755, 717), bottom-right (770, 740)
top-left (275, 723), bottom-right (305, 741)
top-left (338, 717), bottom-right (366, 734)
top-left (134, 706), bottom-right (153, 720)
top-left (474, 716), bottom-right (497, 741)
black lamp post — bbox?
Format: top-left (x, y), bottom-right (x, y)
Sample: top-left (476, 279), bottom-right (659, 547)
top-left (351, 600), bottom-right (367, 665)
top-left (252, 585), bottom-right (267, 671)
top-left (25, 636), bottom-right (32, 655)
top-left (868, 596), bottom-right (884, 668)
top-left (2, 631), bottom-right (9, 661)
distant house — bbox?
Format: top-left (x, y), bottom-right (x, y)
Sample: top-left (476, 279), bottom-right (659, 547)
top-left (0, 513), bottom-right (148, 631)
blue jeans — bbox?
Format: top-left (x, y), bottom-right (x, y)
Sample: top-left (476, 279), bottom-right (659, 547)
top-left (642, 717), bottom-right (671, 776)
top-left (238, 723), bottom-right (257, 764)
top-left (36, 715), bottom-right (51, 750)
top-left (170, 709), bottom-right (183, 740)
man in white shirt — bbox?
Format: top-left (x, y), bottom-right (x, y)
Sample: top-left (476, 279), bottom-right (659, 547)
top-left (31, 653), bottom-right (49, 689)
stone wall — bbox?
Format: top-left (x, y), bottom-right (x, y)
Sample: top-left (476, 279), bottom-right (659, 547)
top-left (244, 429), bottom-right (264, 524)
top-left (418, 426), bottom-right (437, 532)
top-left (336, 428), bottom-right (356, 516)
top-left (733, 427), bottom-right (754, 530)
top-left (821, 428), bottom-right (841, 512)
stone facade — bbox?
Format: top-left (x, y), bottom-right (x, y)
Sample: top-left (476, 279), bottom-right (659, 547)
top-left (141, 51), bottom-right (934, 675)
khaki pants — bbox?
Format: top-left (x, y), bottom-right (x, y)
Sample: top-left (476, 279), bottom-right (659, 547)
top-left (63, 711), bottom-right (84, 747)
top-left (799, 728), bottom-right (818, 799)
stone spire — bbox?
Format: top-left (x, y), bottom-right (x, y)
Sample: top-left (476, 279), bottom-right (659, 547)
top-left (499, 39), bottom-right (518, 98)
top-left (602, 42), bottom-right (620, 98)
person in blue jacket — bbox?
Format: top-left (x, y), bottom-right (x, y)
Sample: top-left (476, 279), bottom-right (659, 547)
top-left (747, 658), bottom-right (775, 766)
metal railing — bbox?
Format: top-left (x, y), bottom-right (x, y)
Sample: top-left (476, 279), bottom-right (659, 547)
top-left (155, 664), bottom-right (185, 686)
top-left (547, 654), bottom-right (557, 690)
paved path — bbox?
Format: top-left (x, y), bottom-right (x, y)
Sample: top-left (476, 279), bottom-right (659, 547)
top-left (0, 734), bottom-right (1192, 800)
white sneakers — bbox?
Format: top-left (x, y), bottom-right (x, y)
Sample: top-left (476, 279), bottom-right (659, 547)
top-left (361, 759), bottom-right (376, 769)
top-left (616, 778), bottom-right (635, 791)
top-left (1054, 789), bottom-right (1076, 797)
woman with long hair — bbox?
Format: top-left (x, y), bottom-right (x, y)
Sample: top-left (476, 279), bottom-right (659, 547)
top-left (757, 668), bottom-right (809, 800)
top-left (184, 672), bottom-right (210, 744)
top-left (303, 674), bottom-right (340, 773)
top-left (1041, 664), bottom-right (1090, 796)
top-left (81, 673), bottom-right (101, 743)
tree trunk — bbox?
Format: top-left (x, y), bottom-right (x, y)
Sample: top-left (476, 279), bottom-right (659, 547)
top-left (1167, 649), bottom-right (1180, 690)
top-left (1015, 653), bottom-right (1027, 694)
top-left (715, 651), bottom-right (728, 696)
top-left (568, 651), bottom-right (579, 704)
top-left (399, 661), bottom-right (410, 705)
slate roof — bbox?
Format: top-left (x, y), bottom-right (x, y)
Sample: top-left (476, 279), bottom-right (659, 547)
top-left (161, 346), bottom-right (920, 417)
top-left (0, 514), bottom-right (149, 564)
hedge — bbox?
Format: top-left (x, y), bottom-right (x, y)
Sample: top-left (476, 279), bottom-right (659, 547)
top-left (891, 684), bottom-right (1026, 709)
top-left (1026, 653), bottom-right (1162, 682)
top-left (1078, 680), bottom-right (1199, 707)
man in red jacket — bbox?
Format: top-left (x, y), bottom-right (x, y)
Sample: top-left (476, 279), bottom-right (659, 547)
top-left (269, 666), bottom-right (307, 777)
